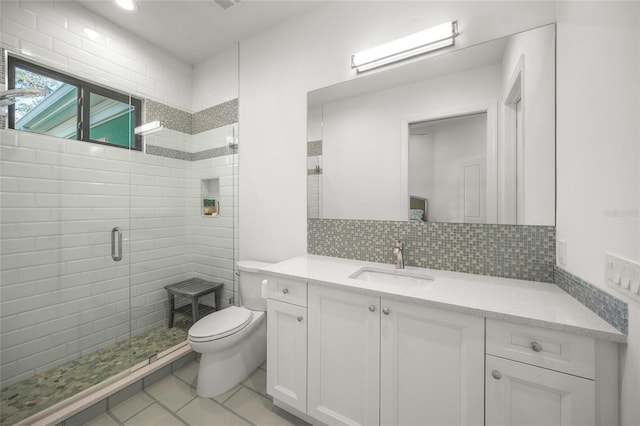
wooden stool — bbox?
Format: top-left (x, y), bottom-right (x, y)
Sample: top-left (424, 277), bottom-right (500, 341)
top-left (164, 278), bottom-right (224, 328)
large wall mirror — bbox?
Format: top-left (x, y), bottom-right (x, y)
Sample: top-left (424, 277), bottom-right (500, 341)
top-left (307, 24), bottom-right (555, 226)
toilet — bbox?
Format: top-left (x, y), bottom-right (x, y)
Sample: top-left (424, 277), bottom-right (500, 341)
top-left (188, 260), bottom-right (271, 398)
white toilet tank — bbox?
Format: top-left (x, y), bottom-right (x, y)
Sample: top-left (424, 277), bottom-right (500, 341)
top-left (237, 260), bottom-right (272, 311)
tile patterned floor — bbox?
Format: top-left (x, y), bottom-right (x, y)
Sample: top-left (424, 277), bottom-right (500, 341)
top-left (82, 361), bottom-right (309, 426)
top-left (0, 319), bottom-right (192, 426)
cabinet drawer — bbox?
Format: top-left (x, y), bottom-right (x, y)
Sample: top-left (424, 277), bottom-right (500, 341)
top-left (486, 319), bottom-right (595, 379)
top-left (267, 277), bottom-right (307, 307)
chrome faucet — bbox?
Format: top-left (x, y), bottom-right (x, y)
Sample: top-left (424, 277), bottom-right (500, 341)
top-left (393, 240), bottom-right (405, 269)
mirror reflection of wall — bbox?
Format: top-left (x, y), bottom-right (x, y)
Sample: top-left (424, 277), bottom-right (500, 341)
top-left (409, 113), bottom-right (487, 223)
top-left (308, 23), bottom-right (555, 226)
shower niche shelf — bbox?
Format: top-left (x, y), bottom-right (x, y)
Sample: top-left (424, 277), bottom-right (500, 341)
top-left (201, 178), bottom-right (220, 217)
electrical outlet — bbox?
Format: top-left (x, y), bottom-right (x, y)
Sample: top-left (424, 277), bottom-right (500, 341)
top-left (606, 253), bottom-right (640, 302)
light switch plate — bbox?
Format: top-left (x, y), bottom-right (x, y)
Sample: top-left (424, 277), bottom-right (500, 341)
top-left (606, 253), bottom-right (640, 302)
top-left (558, 239), bottom-right (567, 266)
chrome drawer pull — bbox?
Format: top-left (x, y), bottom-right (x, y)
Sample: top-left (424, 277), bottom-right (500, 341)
top-left (531, 341), bottom-right (543, 352)
top-left (382, 308), bottom-right (390, 315)
top-left (297, 316), bottom-right (303, 322)
top-left (282, 288), bottom-right (289, 294)
top-left (369, 305), bottom-right (376, 312)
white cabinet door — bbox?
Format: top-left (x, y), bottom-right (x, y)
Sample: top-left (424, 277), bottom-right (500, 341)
top-left (486, 355), bottom-right (595, 426)
top-left (267, 299), bottom-right (307, 412)
top-left (307, 285), bottom-right (380, 426)
top-left (380, 299), bottom-right (485, 426)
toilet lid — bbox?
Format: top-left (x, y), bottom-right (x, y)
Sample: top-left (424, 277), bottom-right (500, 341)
top-left (189, 306), bottom-right (253, 341)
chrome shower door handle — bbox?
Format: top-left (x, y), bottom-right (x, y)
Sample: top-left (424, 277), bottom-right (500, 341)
top-left (111, 227), bottom-right (122, 261)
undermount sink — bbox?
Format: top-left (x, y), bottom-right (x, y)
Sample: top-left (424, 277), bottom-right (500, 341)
top-left (349, 267), bottom-right (435, 286)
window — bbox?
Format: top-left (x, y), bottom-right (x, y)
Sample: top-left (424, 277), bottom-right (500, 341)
top-left (8, 56), bottom-right (142, 150)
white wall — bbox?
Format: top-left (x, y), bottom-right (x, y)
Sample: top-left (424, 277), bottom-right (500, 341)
top-left (320, 64), bottom-right (500, 221)
top-left (239, 1), bottom-right (556, 262)
top-left (192, 44), bottom-right (239, 112)
top-left (555, 3), bottom-right (640, 424)
top-left (408, 133), bottom-right (434, 208)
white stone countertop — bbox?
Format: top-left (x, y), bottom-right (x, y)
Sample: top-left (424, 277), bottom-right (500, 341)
top-left (260, 254), bottom-right (626, 343)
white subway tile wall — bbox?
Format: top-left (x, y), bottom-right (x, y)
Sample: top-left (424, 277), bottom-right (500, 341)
top-left (1, 0), bottom-right (192, 111)
top-left (1, 0), bottom-right (241, 391)
top-left (307, 174), bottom-right (322, 219)
top-left (0, 128), bottom-right (238, 387)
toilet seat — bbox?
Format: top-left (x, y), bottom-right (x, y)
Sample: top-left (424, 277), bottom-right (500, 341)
top-left (188, 306), bottom-right (253, 343)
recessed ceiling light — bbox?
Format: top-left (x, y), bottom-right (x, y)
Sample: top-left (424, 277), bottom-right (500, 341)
top-left (114, 0), bottom-right (138, 12)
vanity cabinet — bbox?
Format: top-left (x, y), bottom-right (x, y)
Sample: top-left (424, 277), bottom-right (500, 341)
top-left (266, 277), bottom-right (307, 413)
top-left (267, 277), bottom-right (619, 426)
top-left (307, 284), bottom-right (381, 425)
top-left (485, 319), bottom-right (616, 426)
top-left (380, 299), bottom-right (484, 426)
top-left (307, 285), bottom-right (484, 426)
top-left (485, 355), bottom-right (594, 426)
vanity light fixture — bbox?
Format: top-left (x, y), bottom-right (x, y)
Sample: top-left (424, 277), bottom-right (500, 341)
top-left (351, 20), bottom-right (458, 73)
top-left (114, 0), bottom-right (138, 12)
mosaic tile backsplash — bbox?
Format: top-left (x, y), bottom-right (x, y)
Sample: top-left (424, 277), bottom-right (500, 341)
top-left (554, 267), bottom-right (628, 334)
top-left (308, 219), bottom-right (556, 283)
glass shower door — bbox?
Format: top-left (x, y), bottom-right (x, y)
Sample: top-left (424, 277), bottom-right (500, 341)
top-left (0, 56), bottom-right (136, 423)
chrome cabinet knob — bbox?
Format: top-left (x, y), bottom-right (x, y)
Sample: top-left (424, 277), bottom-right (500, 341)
top-left (491, 370), bottom-right (502, 380)
top-left (369, 305), bottom-right (376, 312)
top-left (297, 316), bottom-right (303, 322)
top-left (282, 288), bottom-right (289, 294)
top-left (382, 308), bottom-right (390, 315)
top-left (531, 341), bottom-right (543, 352)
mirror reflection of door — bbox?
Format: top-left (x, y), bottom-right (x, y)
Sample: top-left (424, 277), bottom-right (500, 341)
top-left (409, 113), bottom-right (487, 223)
top-left (515, 99), bottom-right (525, 224)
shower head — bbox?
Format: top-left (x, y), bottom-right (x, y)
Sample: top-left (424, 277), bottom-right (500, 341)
top-left (0, 88), bottom-right (48, 106)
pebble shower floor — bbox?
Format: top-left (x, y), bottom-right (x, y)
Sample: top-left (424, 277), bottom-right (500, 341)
top-left (0, 319), bottom-right (192, 425)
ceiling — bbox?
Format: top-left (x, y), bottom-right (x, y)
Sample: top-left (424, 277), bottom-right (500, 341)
top-left (75, 0), bottom-right (321, 65)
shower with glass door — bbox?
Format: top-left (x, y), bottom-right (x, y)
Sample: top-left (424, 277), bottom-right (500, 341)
top-left (0, 45), bottom-right (239, 425)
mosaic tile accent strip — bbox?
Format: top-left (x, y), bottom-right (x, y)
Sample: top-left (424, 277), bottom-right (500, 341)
top-left (554, 266), bottom-right (628, 334)
top-left (1, 48), bottom-right (6, 130)
top-left (0, 319), bottom-right (191, 425)
top-left (192, 98), bottom-right (238, 134)
top-left (308, 140), bottom-right (322, 156)
top-left (308, 167), bottom-right (323, 175)
top-left (308, 219), bottom-right (556, 283)
top-left (145, 100), bottom-right (192, 134)
top-left (145, 144), bottom-right (191, 160)
top-left (145, 144), bottom-right (236, 161)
